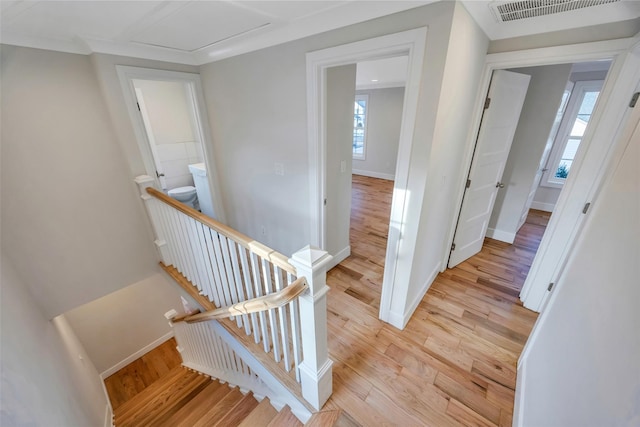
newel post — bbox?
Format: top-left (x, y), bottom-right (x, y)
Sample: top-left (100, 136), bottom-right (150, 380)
top-left (289, 245), bottom-right (333, 410)
top-left (134, 175), bottom-right (170, 264)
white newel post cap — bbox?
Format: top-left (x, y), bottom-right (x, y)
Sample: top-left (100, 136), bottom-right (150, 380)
top-left (289, 245), bottom-right (333, 293)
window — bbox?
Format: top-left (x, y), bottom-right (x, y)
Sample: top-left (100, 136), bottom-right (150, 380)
top-left (542, 80), bottom-right (603, 187)
top-left (353, 94), bottom-right (368, 160)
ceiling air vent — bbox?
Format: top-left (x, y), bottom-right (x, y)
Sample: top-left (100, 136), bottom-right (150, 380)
top-left (490, 0), bottom-right (620, 22)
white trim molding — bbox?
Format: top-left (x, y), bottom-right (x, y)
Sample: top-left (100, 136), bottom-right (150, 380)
top-left (100, 331), bottom-right (174, 379)
top-left (305, 27), bottom-right (428, 328)
top-left (530, 201), bottom-right (555, 212)
top-left (352, 169), bottom-right (395, 181)
top-left (486, 228), bottom-right (516, 244)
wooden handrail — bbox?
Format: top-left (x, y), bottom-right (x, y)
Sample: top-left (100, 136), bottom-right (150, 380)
top-left (183, 277), bottom-right (308, 324)
top-left (145, 187), bottom-right (296, 275)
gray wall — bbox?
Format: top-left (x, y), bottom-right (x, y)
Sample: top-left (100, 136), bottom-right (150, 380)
top-left (518, 118), bottom-right (640, 426)
top-left (353, 87), bottom-right (405, 180)
top-left (0, 45), bottom-right (159, 318)
top-left (488, 64), bottom-right (573, 240)
top-left (488, 17), bottom-right (640, 54)
top-left (1, 255), bottom-right (108, 426)
top-left (198, 1), bottom-right (490, 324)
top-left (326, 65), bottom-right (357, 258)
top-left (64, 274), bottom-right (183, 373)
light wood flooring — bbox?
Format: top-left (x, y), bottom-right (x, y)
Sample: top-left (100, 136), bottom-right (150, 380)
top-left (323, 174), bottom-right (547, 426)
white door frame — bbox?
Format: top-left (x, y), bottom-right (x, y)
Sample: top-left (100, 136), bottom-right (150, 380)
top-left (116, 66), bottom-right (226, 223)
top-left (306, 28), bottom-right (427, 324)
top-left (443, 36), bottom-right (640, 312)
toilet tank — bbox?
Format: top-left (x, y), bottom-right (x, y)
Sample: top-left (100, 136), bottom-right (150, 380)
top-left (188, 163), bottom-right (216, 219)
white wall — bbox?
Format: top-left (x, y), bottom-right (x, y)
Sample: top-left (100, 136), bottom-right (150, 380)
top-left (326, 65), bottom-right (356, 260)
top-left (1, 255), bottom-right (108, 427)
top-left (133, 79), bottom-right (203, 190)
top-left (64, 274), bottom-right (183, 374)
top-left (198, 1), bottom-right (458, 259)
top-left (517, 114), bottom-right (640, 426)
top-left (352, 87), bottom-right (405, 180)
top-left (489, 64), bottom-right (573, 241)
top-left (0, 45), bottom-right (159, 318)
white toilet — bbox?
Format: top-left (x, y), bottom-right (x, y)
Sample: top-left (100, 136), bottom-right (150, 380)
top-left (167, 186), bottom-right (199, 210)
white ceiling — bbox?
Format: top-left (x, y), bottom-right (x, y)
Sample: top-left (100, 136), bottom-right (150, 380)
top-left (356, 56), bottom-right (408, 89)
top-left (1, 1), bottom-right (639, 65)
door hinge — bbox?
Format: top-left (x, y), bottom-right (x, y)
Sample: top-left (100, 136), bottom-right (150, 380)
top-left (582, 202), bottom-right (591, 214)
top-left (547, 282), bottom-right (554, 292)
top-left (484, 97), bottom-right (491, 109)
top-left (630, 92), bottom-right (639, 108)
top-left (136, 102), bottom-right (141, 111)
top-left (466, 179), bottom-right (471, 188)
top-left (451, 242), bottom-right (456, 251)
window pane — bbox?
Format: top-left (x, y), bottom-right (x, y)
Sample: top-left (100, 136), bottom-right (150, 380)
top-left (561, 138), bottom-right (581, 161)
top-left (353, 97), bottom-right (367, 158)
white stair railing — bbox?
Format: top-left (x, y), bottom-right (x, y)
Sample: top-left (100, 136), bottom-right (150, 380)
top-left (135, 175), bottom-right (333, 411)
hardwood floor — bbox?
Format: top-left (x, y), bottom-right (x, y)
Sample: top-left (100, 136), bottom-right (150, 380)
top-left (324, 174), bottom-right (547, 426)
top-left (329, 174), bottom-right (394, 310)
top-left (104, 338), bottom-right (182, 410)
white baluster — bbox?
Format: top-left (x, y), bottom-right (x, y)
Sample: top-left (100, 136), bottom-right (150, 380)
top-left (274, 267), bottom-right (291, 371)
top-left (202, 227), bottom-right (224, 308)
top-left (194, 223), bottom-right (216, 304)
top-left (219, 235), bottom-right (241, 327)
top-left (261, 258), bottom-right (280, 362)
top-left (250, 253), bottom-right (270, 352)
top-left (289, 245), bottom-right (333, 410)
top-left (210, 232), bottom-right (232, 307)
top-left (287, 272), bottom-right (303, 382)
top-left (227, 239), bottom-right (249, 329)
top-left (238, 248), bottom-right (258, 338)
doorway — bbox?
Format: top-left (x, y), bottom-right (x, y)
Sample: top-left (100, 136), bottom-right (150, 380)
top-left (306, 28), bottom-right (427, 325)
top-left (446, 44), bottom-right (634, 312)
top-left (116, 66), bottom-right (226, 222)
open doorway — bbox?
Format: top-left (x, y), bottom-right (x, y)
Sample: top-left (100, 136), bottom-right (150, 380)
top-left (306, 28), bottom-right (427, 324)
top-left (117, 66), bottom-right (225, 222)
top-left (325, 57), bottom-right (408, 309)
top-left (448, 60), bottom-right (612, 298)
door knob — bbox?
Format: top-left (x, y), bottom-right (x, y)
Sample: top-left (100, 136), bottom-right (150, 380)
top-left (496, 182), bottom-right (505, 188)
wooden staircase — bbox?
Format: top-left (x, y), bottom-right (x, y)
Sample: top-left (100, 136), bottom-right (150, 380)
top-left (113, 365), bottom-right (358, 427)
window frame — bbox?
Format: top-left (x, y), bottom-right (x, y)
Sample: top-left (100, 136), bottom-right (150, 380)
top-left (352, 94), bottom-right (369, 160)
top-left (541, 79), bottom-right (604, 188)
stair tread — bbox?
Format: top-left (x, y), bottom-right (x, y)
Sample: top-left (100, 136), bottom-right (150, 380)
top-left (237, 398), bottom-right (278, 427)
top-left (306, 410), bottom-right (342, 427)
top-left (114, 366), bottom-right (188, 419)
top-left (116, 369), bottom-right (210, 427)
top-left (191, 386), bottom-right (245, 427)
top-left (213, 391), bottom-right (260, 426)
top-left (158, 380), bottom-right (227, 427)
top-left (266, 406), bottom-right (303, 427)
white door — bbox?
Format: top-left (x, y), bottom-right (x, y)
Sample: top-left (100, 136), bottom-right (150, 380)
top-left (449, 70), bottom-right (531, 268)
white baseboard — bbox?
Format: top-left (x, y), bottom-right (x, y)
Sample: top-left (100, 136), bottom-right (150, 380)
top-left (104, 404), bottom-right (113, 427)
top-left (352, 169), bottom-right (395, 181)
top-left (486, 227), bottom-right (516, 244)
top-left (100, 331), bottom-right (174, 379)
top-left (401, 262), bottom-right (441, 328)
top-left (530, 201), bottom-right (555, 212)
top-left (327, 246), bottom-right (350, 270)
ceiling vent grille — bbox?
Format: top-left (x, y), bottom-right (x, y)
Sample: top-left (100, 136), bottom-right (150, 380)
top-left (491, 0), bottom-right (620, 22)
